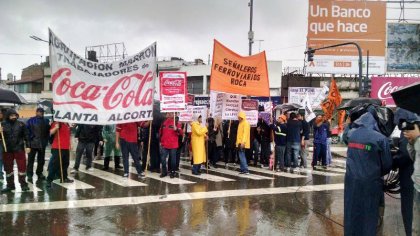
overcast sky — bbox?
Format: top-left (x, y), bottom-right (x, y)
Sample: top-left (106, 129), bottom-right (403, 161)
top-left (0, 0), bottom-right (415, 80)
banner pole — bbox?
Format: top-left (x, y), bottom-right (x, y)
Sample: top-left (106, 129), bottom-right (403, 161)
top-left (145, 120), bottom-right (153, 176)
top-left (57, 124), bottom-right (64, 183)
top-left (0, 123), bottom-right (7, 152)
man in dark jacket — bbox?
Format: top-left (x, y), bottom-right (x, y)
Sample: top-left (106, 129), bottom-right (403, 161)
top-left (286, 113), bottom-right (302, 170)
top-left (26, 108), bottom-right (50, 182)
top-left (1, 109), bottom-right (30, 193)
top-left (71, 124), bottom-right (102, 172)
top-left (344, 112), bottom-right (392, 236)
top-left (298, 113), bottom-right (310, 168)
top-left (256, 117), bottom-right (271, 168)
top-left (271, 115), bottom-right (287, 171)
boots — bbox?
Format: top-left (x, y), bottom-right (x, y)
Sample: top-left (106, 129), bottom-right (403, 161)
top-left (103, 156), bottom-right (110, 170)
top-left (114, 156), bottom-right (122, 169)
top-left (2, 174), bottom-right (15, 193)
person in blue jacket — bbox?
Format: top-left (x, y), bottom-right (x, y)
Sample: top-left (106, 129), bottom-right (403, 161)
top-left (312, 114), bottom-right (329, 169)
top-left (345, 112), bottom-right (393, 236)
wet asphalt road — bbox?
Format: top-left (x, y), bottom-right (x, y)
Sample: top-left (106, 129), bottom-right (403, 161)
top-left (0, 157), bottom-right (406, 236)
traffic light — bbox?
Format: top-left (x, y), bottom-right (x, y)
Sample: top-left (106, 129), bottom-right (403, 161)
top-left (307, 47), bottom-right (315, 62)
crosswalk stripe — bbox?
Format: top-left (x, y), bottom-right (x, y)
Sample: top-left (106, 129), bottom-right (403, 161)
top-left (53, 179), bottom-right (95, 190)
top-left (72, 162), bottom-right (147, 187)
top-left (93, 160), bottom-right (195, 185)
top-left (245, 166), bottom-right (307, 179)
top-left (12, 183), bottom-right (43, 193)
top-left (323, 167), bottom-right (346, 173)
top-left (180, 162), bottom-right (273, 180)
top-left (295, 168), bottom-right (342, 177)
top-left (0, 183), bottom-right (345, 212)
top-left (177, 168), bottom-right (235, 182)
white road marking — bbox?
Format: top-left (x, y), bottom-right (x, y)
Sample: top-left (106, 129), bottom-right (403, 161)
top-left (0, 183), bottom-right (344, 212)
top-left (246, 166), bottom-right (307, 179)
top-left (53, 179), bottom-right (95, 190)
top-left (71, 162), bottom-right (147, 187)
top-left (178, 168), bottom-right (235, 182)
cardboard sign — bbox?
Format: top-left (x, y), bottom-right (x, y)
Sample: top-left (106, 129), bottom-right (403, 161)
top-left (241, 99), bottom-right (259, 127)
top-left (159, 72), bottom-right (187, 112)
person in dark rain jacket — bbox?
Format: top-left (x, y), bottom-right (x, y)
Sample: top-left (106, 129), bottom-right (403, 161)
top-left (344, 112), bottom-right (392, 236)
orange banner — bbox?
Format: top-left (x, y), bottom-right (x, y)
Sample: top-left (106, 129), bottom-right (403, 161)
top-left (321, 79), bottom-right (342, 120)
top-left (210, 40), bottom-right (270, 96)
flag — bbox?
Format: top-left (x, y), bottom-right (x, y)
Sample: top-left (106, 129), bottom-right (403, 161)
top-left (321, 79), bottom-right (342, 120)
top-left (302, 92), bottom-right (316, 122)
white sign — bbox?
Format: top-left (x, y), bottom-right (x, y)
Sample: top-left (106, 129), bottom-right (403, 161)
top-left (209, 91), bottom-right (223, 118)
top-left (49, 30), bottom-right (156, 124)
top-left (179, 105), bottom-right (193, 122)
top-left (288, 87), bottom-right (328, 109)
top-left (222, 94), bottom-right (241, 120)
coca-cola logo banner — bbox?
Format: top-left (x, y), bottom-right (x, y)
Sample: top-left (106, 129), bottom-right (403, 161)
top-left (49, 30), bottom-right (156, 124)
top-left (159, 72), bottom-right (187, 112)
top-left (371, 77), bottom-right (420, 106)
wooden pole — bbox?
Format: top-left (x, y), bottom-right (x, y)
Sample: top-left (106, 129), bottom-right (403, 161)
top-left (57, 123), bottom-right (64, 183)
top-left (0, 123), bottom-right (7, 152)
top-left (145, 120), bottom-right (153, 176)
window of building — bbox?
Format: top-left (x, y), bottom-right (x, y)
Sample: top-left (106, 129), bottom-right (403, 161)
top-left (187, 76), bottom-right (204, 94)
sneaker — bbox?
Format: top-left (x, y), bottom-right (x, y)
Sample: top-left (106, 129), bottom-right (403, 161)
top-left (138, 172), bottom-right (146, 178)
top-left (37, 175), bottom-right (47, 181)
top-left (86, 168), bottom-right (94, 172)
top-left (21, 185), bottom-right (30, 192)
top-left (70, 168), bottom-right (78, 174)
top-left (244, 172), bottom-right (250, 175)
top-left (170, 172), bottom-right (175, 179)
top-left (62, 178), bottom-right (74, 183)
top-left (276, 169), bottom-right (281, 172)
top-left (115, 165), bottom-right (123, 169)
top-left (123, 173), bottom-right (129, 178)
top-left (160, 173), bottom-right (167, 178)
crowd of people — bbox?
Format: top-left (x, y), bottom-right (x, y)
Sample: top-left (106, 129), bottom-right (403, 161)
top-left (0, 106), bottom-right (333, 192)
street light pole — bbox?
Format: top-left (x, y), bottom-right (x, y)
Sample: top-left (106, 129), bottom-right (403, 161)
top-left (248, 0), bottom-right (254, 56)
top-left (29, 35), bottom-right (48, 43)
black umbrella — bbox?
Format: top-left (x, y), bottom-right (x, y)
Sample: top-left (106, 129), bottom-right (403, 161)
top-left (0, 88), bottom-right (27, 104)
top-left (337, 98), bottom-right (382, 110)
top-left (274, 103), bottom-right (302, 111)
top-left (392, 82), bottom-right (420, 114)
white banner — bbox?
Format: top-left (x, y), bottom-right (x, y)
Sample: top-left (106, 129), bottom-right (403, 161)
top-left (288, 87), bottom-right (328, 109)
top-left (221, 94), bottom-right (241, 120)
top-left (49, 30), bottom-right (156, 124)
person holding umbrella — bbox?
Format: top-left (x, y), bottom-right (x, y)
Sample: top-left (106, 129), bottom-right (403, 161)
top-left (1, 109), bottom-right (30, 193)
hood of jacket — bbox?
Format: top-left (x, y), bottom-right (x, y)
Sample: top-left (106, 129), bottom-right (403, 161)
top-left (238, 111), bottom-right (246, 120)
top-left (353, 112), bottom-right (379, 132)
top-left (5, 109), bottom-right (19, 120)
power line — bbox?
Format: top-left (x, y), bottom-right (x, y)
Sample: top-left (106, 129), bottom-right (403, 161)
top-left (0, 52), bottom-right (46, 56)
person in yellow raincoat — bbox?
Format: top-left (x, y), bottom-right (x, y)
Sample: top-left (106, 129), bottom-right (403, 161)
top-left (236, 111), bottom-right (251, 174)
top-left (190, 115), bottom-right (208, 175)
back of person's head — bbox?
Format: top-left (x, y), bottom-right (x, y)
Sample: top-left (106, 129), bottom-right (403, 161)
top-left (289, 113), bottom-right (297, 120)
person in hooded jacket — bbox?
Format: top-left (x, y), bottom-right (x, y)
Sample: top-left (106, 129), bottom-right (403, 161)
top-left (1, 109), bottom-right (30, 193)
top-left (237, 111), bottom-right (251, 174)
top-left (26, 107), bottom-right (50, 182)
top-left (101, 125), bottom-right (122, 170)
top-left (191, 115), bottom-right (208, 175)
top-left (344, 112), bottom-right (393, 236)
top-left (312, 114), bottom-right (329, 169)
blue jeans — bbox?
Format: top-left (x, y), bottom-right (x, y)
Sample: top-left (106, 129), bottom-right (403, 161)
top-left (161, 147), bottom-right (177, 175)
top-left (275, 145), bottom-right (286, 169)
top-left (120, 139), bottom-right (142, 175)
top-left (238, 149), bottom-right (249, 173)
top-left (286, 142), bottom-right (300, 168)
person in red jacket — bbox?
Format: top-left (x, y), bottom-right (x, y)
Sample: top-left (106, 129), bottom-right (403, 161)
top-left (159, 113), bottom-right (183, 178)
top-left (116, 122), bottom-right (145, 178)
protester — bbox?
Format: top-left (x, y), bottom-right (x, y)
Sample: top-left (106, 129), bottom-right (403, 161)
top-left (285, 112), bottom-right (302, 170)
top-left (297, 113), bottom-right (310, 169)
top-left (71, 124), bottom-right (102, 172)
top-left (312, 114), bottom-right (329, 169)
top-left (214, 118), bottom-right (224, 167)
top-left (159, 113), bottom-right (182, 178)
top-left (344, 112), bottom-right (393, 235)
top-left (236, 111), bottom-right (251, 174)
top-left (1, 109), bottom-right (30, 193)
top-left (252, 126), bottom-right (260, 166)
top-left (271, 115), bottom-right (287, 171)
top-left (47, 122), bottom-right (74, 187)
top-left (116, 122), bottom-right (145, 178)
top-left (402, 112), bottom-right (420, 235)
top-left (207, 117), bottom-right (219, 168)
top-left (93, 125), bottom-right (104, 160)
top-left (26, 107), bottom-right (50, 182)
top-left (102, 125), bottom-right (122, 170)
top-left (191, 115), bottom-right (208, 175)
top-left (393, 108), bottom-right (417, 235)
top-left (325, 118), bottom-right (333, 166)
top-left (256, 117), bottom-right (271, 168)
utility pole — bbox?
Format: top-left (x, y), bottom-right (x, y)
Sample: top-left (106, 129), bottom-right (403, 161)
top-left (248, 0), bottom-right (254, 56)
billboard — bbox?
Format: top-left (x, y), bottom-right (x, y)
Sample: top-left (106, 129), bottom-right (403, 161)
top-left (387, 23), bottom-right (420, 73)
top-left (288, 87), bottom-right (329, 109)
top-left (307, 0), bottom-right (386, 74)
top-left (371, 77), bottom-right (420, 106)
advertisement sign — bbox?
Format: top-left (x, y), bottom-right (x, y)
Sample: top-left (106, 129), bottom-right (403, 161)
top-left (288, 87), bottom-right (329, 108)
top-left (210, 40), bottom-right (270, 96)
top-left (159, 72), bottom-right (187, 112)
top-left (387, 23), bottom-right (420, 73)
top-left (49, 30), bottom-right (156, 124)
top-left (241, 99), bottom-right (259, 127)
top-left (371, 77), bottom-right (420, 106)
top-left (222, 94), bottom-right (241, 120)
top-left (307, 0), bottom-right (386, 74)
